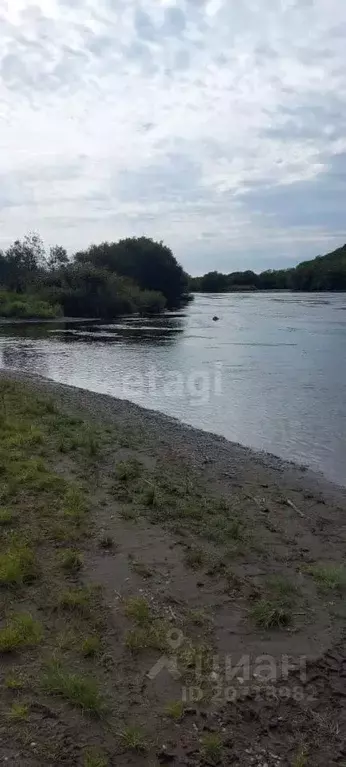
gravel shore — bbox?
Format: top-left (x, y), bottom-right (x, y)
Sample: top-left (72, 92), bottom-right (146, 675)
top-left (2, 368), bottom-right (345, 507)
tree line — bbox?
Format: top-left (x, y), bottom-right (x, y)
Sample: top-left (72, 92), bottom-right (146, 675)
top-left (190, 244), bottom-right (346, 293)
top-left (1, 234), bottom-right (345, 320)
top-left (0, 234), bottom-right (188, 319)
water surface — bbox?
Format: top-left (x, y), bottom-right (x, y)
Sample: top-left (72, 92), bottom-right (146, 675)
top-left (1, 292), bottom-right (345, 485)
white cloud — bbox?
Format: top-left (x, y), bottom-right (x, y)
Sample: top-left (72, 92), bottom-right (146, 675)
top-left (0, 0), bottom-right (345, 271)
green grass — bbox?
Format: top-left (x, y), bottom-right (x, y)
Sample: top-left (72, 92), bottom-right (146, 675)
top-left (86, 432), bottom-right (100, 458)
top-left (41, 663), bottom-right (105, 716)
top-left (115, 459), bottom-right (142, 482)
top-left (63, 486), bottom-right (88, 523)
top-left (124, 597), bottom-right (151, 625)
top-left (0, 508), bottom-right (14, 526)
top-left (120, 726), bottom-right (148, 752)
top-left (8, 702), bottom-right (29, 721)
top-left (58, 586), bottom-right (93, 613)
top-left (0, 613), bottom-right (42, 652)
top-left (189, 608), bottom-right (210, 626)
top-left (200, 733), bottom-right (223, 764)
top-left (142, 484), bottom-right (158, 507)
top-left (6, 426), bottom-right (44, 448)
top-left (177, 639), bottom-right (213, 679)
top-left (251, 599), bottom-right (292, 629)
top-left (208, 517), bottom-right (245, 545)
top-left (83, 750), bottom-right (108, 767)
top-left (292, 747), bottom-right (308, 766)
top-left (45, 399), bottom-right (59, 414)
top-left (5, 673), bottom-right (25, 690)
top-left (123, 597), bottom-right (170, 653)
top-left (59, 549), bottom-right (84, 572)
top-left (0, 544), bottom-right (37, 586)
top-left (82, 635), bottom-right (101, 657)
top-left (306, 564), bottom-right (346, 592)
top-left (125, 623), bottom-right (168, 653)
top-left (164, 700), bottom-right (185, 720)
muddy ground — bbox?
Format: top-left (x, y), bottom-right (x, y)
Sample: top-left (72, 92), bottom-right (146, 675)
top-left (0, 371), bottom-right (346, 766)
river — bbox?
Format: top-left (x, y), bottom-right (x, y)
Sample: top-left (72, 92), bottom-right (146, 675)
top-left (0, 292), bottom-right (345, 486)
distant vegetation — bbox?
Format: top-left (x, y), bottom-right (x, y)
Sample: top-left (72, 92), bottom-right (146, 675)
top-left (0, 291), bottom-right (62, 320)
top-left (1, 235), bottom-right (345, 320)
top-left (0, 234), bottom-right (188, 320)
top-left (190, 244), bottom-right (346, 293)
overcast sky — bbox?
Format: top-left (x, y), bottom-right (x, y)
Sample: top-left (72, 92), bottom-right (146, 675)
top-left (0, 0), bottom-right (345, 274)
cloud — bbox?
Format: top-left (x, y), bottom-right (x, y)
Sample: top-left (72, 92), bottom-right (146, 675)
top-left (0, 0), bottom-right (345, 272)
top-left (163, 6), bottom-right (186, 35)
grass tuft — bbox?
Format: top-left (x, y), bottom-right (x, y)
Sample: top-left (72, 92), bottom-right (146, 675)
top-left (59, 549), bottom-right (84, 572)
top-left (115, 459), bottom-right (142, 482)
top-left (142, 484), bottom-right (158, 507)
top-left (5, 673), bottom-right (25, 690)
top-left (45, 399), bottom-right (59, 414)
top-left (86, 433), bottom-right (100, 458)
top-left (0, 613), bottom-right (42, 653)
top-left (82, 635), bottom-right (101, 658)
top-left (189, 608), bottom-right (210, 627)
top-left (120, 725), bottom-right (148, 752)
top-left (164, 700), bottom-right (185, 720)
top-left (58, 586), bottom-right (93, 613)
top-left (83, 750), bottom-right (108, 767)
top-left (125, 622), bottom-right (168, 653)
top-left (251, 599), bottom-right (292, 629)
top-left (292, 746), bottom-right (308, 766)
top-left (63, 486), bottom-right (87, 523)
top-left (200, 733), bottom-right (223, 764)
top-left (306, 564), bottom-right (346, 592)
top-left (0, 508), bottom-right (14, 526)
top-left (124, 597), bottom-right (151, 625)
top-left (8, 702), bottom-right (29, 721)
top-left (41, 663), bottom-right (105, 716)
top-left (0, 544), bottom-right (37, 586)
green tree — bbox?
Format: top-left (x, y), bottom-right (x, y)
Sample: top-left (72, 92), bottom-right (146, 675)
top-left (48, 245), bottom-right (69, 270)
top-left (3, 233), bottom-right (46, 291)
top-left (75, 237), bottom-right (187, 308)
top-left (199, 271), bottom-right (229, 291)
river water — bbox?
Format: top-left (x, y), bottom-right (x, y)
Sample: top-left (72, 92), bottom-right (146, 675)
top-left (0, 292), bottom-right (345, 486)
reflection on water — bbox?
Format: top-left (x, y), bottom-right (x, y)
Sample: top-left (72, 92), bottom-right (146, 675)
top-left (1, 292), bottom-right (346, 486)
top-left (48, 314), bottom-right (186, 347)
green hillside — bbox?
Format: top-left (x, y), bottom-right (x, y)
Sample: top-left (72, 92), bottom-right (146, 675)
top-left (191, 243), bottom-right (346, 292)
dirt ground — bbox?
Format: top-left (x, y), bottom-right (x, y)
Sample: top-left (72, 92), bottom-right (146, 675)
top-left (0, 372), bottom-right (346, 766)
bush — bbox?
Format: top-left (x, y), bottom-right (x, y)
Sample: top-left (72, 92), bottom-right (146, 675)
top-left (0, 291), bottom-right (62, 319)
top-left (135, 289), bottom-right (166, 315)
